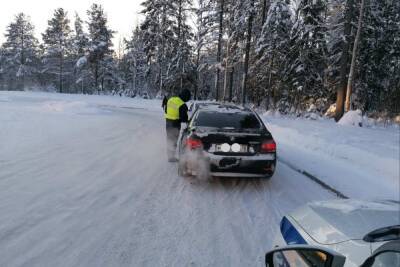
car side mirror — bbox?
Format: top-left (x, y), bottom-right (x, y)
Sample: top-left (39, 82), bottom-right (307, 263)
top-left (265, 245), bottom-right (346, 267)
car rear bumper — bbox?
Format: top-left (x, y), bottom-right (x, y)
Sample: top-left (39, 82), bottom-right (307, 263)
top-left (210, 172), bottom-right (269, 178)
top-left (205, 152), bottom-right (276, 177)
top-left (180, 150), bottom-right (276, 178)
top-left (206, 152), bottom-right (275, 161)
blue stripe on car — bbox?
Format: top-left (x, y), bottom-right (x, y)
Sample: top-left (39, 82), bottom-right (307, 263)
top-left (280, 216), bottom-right (307, 245)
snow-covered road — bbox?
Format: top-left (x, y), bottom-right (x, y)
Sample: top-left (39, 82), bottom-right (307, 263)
top-left (0, 92), bottom-right (335, 267)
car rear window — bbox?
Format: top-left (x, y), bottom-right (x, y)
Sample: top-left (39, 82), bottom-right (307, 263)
top-left (195, 111), bottom-right (261, 129)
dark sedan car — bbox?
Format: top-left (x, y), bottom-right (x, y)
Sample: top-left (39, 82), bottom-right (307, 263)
top-left (178, 104), bottom-right (276, 179)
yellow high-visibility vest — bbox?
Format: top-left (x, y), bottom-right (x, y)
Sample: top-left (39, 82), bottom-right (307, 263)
top-left (165, 97), bottom-right (185, 120)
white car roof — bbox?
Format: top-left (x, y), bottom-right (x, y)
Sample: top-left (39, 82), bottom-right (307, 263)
top-left (289, 199), bottom-right (400, 245)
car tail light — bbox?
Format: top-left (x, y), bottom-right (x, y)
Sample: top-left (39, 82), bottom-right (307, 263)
top-left (261, 140), bottom-right (276, 153)
top-left (185, 137), bottom-right (203, 150)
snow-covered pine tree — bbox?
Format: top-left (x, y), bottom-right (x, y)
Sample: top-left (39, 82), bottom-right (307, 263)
top-left (219, 0), bottom-right (247, 102)
top-left (194, 0), bottom-right (215, 99)
top-left (194, 0), bottom-right (252, 101)
top-left (285, 0), bottom-right (329, 110)
top-left (166, 0), bottom-right (195, 93)
top-left (194, 0), bottom-right (235, 100)
top-left (1, 13), bottom-right (39, 90)
top-left (357, 0), bottom-right (400, 115)
top-left (239, 0), bottom-right (256, 104)
top-left (326, 0), bottom-right (357, 121)
top-left (224, 0), bottom-right (262, 102)
top-left (221, 0), bottom-right (239, 102)
top-left (100, 54), bottom-right (123, 92)
top-left (122, 26), bottom-right (147, 95)
top-left (258, 0), bottom-right (271, 34)
top-left (86, 3), bottom-right (115, 93)
top-left (252, 0), bottom-right (293, 109)
top-left (213, 0), bottom-right (225, 101)
top-left (344, 0), bottom-right (365, 112)
top-left (42, 8), bottom-right (73, 93)
top-left (72, 13), bottom-right (90, 94)
top-left (0, 48), bottom-right (5, 90)
top-left (140, 0), bottom-right (175, 94)
top-left (73, 14), bottom-right (88, 59)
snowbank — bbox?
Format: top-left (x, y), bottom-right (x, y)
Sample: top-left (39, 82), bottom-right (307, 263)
top-left (338, 110), bottom-right (363, 127)
top-left (324, 103), bottom-right (336, 118)
top-left (0, 91), bottom-right (162, 112)
top-left (0, 91), bottom-right (163, 159)
top-left (262, 115), bottom-right (399, 200)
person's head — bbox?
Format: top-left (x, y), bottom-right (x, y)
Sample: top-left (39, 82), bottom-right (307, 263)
top-left (179, 89), bottom-right (191, 102)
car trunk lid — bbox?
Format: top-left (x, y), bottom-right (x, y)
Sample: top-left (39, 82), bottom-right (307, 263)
top-left (193, 127), bottom-right (271, 155)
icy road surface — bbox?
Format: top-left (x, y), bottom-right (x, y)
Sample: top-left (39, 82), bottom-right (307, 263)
top-left (0, 92), bottom-right (334, 266)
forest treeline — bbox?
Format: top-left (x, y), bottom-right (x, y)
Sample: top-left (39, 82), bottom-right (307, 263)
top-left (0, 0), bottom-right (399, 120)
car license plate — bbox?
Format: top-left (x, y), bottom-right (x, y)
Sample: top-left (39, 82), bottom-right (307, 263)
top-left (219, 157), bottom-right (240, 168)
top-left (215, 144), bottom-right (248, 153)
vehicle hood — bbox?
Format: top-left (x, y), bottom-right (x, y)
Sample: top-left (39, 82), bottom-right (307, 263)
top-left (290, 199), bottom-right (400, 245)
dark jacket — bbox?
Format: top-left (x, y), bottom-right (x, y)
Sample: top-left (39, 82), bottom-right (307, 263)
top-left (162, 96), bottom-right (168, 110)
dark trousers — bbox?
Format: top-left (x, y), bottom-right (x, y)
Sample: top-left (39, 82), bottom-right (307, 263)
top-left (166, 120), bottom-right (180, 159)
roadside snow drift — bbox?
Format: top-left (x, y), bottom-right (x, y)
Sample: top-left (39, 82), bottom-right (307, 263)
top-left (262, 113), bottom-right (399, 200)
top-left (338, 110), bottom-right (363, 127)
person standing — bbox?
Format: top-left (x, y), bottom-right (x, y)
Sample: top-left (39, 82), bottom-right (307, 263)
top-left (162, 94), bottom-right (168, 111)
top-left (164, 89), bottom-right (191, 162)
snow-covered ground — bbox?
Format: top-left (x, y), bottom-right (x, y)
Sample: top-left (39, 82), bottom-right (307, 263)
top-left (262, 113), bottom-right (399, 201)
top-left (0, 91), bottom-right (336, 267)
top-left (0, 91), bottom-right (398, 266)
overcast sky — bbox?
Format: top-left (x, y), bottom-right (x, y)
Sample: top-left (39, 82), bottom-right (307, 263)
top-left (0, 0), bottom-right (144, 46)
